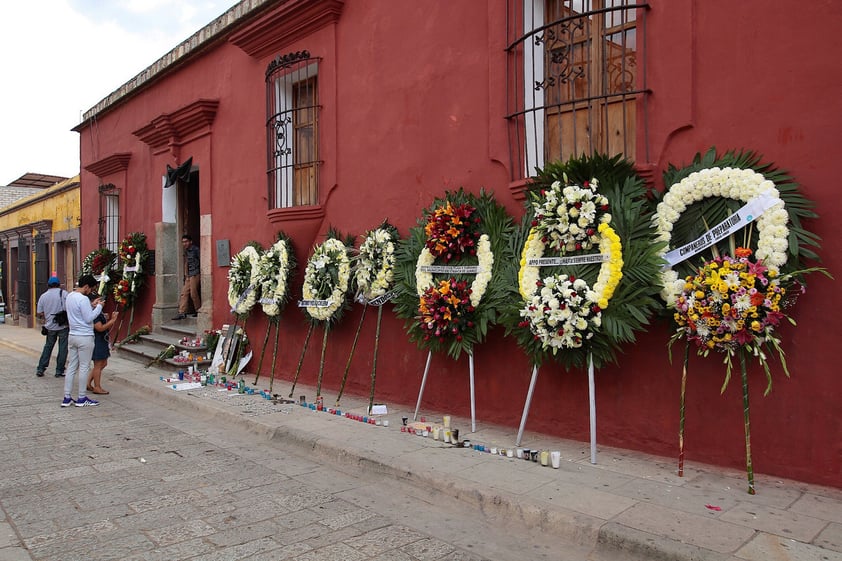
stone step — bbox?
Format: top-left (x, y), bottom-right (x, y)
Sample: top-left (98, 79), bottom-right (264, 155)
top-left (160, 322), bottom-right (198, 338)
top-left (114, 339), bottom-right (169, 366)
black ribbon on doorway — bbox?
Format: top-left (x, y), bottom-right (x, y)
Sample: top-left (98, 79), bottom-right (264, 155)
top-left (164, 157), bottom-right (193, 188)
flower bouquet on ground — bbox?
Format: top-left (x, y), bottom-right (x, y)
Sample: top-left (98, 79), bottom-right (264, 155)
top-left (253, 232), bottom-right (296, 392)
top-left (114, 325), bottom-right (150, 347)
top-left (501, 153), bottom-right (665, 458)
top-left (394, 188), bottom-right (514, 429)
top-left (653, 147), bottom-right (828, 493)
top-left (336, 220), bottom-right (400, 411)
top-left (145, 344), bottom-right (175, 368)
top-left (290, 229), bottom-right (354, 398)
top-left (113, 232), bottom-right (149, 341)
top-left (203, 329), bottom-right (221, 356)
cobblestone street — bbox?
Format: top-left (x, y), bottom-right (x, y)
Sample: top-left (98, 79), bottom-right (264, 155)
top-left (0, 340), bottom-right (580, 561)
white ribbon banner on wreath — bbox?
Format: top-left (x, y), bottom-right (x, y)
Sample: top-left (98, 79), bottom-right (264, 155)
top-left (419, 265), bottom-right (482, 274)
top-left (258, 297), bottom-right (275, 305)
top-left (298, 299), bottom-right (333, 308)
top-left (527, 254), bottom-right (609, 267)
top-left (355, 291), bottom-right (397, 306)
top-left (124, 265), bottom-right (139, 273)
top-left (231, 284), bottom-right (255, 314)
top-left (664, 192), bottom-right (780, 268)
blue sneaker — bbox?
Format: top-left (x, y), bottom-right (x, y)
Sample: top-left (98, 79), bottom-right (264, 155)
top-left (61, 397), bottom-right (74, 407)
top-left (74, 396), bottom-right (99, 407)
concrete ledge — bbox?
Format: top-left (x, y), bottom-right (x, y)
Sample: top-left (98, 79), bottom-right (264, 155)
top-left (109, 367), bottom-right (733, 561)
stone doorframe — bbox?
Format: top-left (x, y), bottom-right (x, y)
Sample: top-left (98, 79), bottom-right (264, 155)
top-left (151, 215), bottom-right (212, 334)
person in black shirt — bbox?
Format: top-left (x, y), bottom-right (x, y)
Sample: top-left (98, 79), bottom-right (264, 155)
top-left (173, 234), bottom-right (201, 320)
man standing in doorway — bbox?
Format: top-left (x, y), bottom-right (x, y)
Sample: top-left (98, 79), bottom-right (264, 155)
top-left (173, 234), bottom-right (201, 320)
top-left (63, 274), bottom-right (103, 407)
top-left (36, 276), bottom-right (68, 378)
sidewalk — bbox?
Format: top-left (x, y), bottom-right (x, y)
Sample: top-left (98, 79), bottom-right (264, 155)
top-left (2, 324), bottom-right (840, 561)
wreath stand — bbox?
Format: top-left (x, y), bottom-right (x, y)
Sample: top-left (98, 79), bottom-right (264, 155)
top-left (515, 353), bottom-right (598, 464)
top-left (413, 350), bottom-right (477, 433)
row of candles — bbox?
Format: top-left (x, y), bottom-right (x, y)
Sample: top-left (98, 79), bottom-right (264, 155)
top-left (164, 377), bottom-right (565, 468)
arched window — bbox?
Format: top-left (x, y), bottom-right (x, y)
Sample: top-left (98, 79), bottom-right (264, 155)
top-left (507, 1), bottom-right (649, 179)
top-left (266, 51), bottom-right (321, 209)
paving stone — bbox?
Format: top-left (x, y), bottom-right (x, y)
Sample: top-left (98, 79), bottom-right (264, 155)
top-left (814, 522), bottom-right (842, 553)
top-left (128, 489), bottom-right (206, 513)
top-left (0, 546), bottom-right (32, 561)
top-left (273, 522), bottom-right (336, 546)
top-left (344, 524), bottom-right (428, 556)
top-left (183, 536), bottom-right (283, 561)
top-left (240, 541), bottom-right (313, 560)
top-left (120, 537), bottom-right (219, 561)
top-left (612, 502), bottom-right (755, 554)
top-left (0, 521), bottom-right (20, 548)
top-left (790, 493), bottom-right (842, 525)
top-left (613, 475), bottom-right (741, 517)
top-left (204, 519), bottom-right (282, 547)
top-left (526, 479), bottom-right (638, 520)
top-left (720, 501), bottom-right (827, 542)
top-left (145, 518), bottom-right (217, 547)
top-left (400, 536), bottom-right (457, 560)
top-left (319, 507), bottom-right (378, 530)
top-left (291, 541), bottom-right (369, 561)
top-left (735, 532), bottom-right (842, 561)
top-left (112, 503), bottom-right (200, 531)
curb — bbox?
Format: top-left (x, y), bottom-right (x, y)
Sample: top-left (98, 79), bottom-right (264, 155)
top-left (110, 369), bottom-right (726, 561)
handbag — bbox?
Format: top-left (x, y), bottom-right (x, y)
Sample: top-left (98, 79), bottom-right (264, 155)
top-left (53, 290), bottom-right (68, 326)
top-left (53, 310), bottom-right (68, 326)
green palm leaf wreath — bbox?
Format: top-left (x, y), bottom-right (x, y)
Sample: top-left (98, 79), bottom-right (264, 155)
top-left (501, 153), bottom-right (666, 370)
top-left (394, 188), bottom-right (515, 359)
top-left (655, 147), bottom-right (829, 493)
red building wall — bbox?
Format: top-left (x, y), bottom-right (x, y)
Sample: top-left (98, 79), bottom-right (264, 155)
top-left (77, 0), bottom-right (842, 487)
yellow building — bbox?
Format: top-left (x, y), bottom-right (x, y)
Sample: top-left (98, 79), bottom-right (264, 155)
top-left (0, 175), bottom-right (80, 327)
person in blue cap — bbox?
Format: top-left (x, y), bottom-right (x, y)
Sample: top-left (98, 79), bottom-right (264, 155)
top-left (36, 276), bottom-right (68, 377)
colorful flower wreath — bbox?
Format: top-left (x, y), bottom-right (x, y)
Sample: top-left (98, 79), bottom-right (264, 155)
top-left (673, 248), bottom-right (787, 364)
top-left (503, 154), bottom-right (665, 369)
top-left (394, 188), bottom-right (514, 358)
top-left (227, 243), bottom-right (263, 318)
top-left (654, 149), bottom-right (824, 389)
top-left (82, 247), bottom-right (119, 296)
top-left (113, 232), bottom-right (148, 308)
top-left (257, 233), bottom-right (296, 319)
top-left (301, 232), bottom-right (353, 323)
top-left (355, 221), bottom-right (399, 302)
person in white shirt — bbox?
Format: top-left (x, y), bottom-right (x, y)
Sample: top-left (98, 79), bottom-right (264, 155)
top-left (62, 274), bottom-right (103, 407)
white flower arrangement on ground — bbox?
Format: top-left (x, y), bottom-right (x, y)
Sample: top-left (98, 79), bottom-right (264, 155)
top-left (355, 223), bottom-right (399, 301)
top-left (654, 166), bottom-right (789, 307)
top-left (302, 236), bottom-right (352, 323)
top-left (257, 235), bottom-right (295, 318)
top-left (228, 244), bottom-right (262, 317)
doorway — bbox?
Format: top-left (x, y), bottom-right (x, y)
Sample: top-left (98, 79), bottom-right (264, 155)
top-left (176, 169), bottom-right (200, 280)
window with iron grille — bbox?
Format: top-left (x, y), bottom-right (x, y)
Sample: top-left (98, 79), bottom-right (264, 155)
top-left (98, 183), bottom-right (120, 253)
top-left (506, 0), bottom-right (648, 179)
top-left (266, 51), bottom-right (321, 209)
